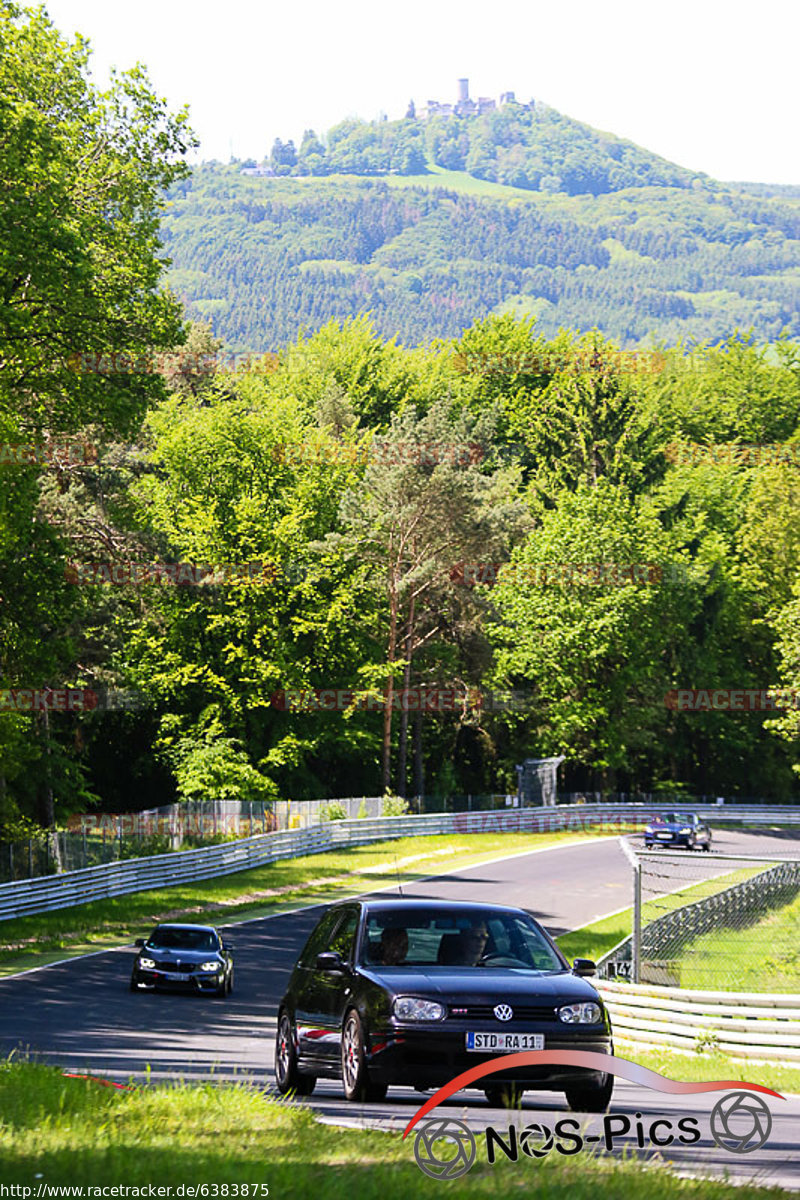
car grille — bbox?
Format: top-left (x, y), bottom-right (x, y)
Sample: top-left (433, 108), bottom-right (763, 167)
top-left (152, 960), bottom-right (198, 972)
top-left (448, 1004), bottom-right (556, 1021)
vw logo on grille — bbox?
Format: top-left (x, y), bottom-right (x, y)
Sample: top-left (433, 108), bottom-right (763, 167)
top-left (493, 1003), bottom-right (513, 1022)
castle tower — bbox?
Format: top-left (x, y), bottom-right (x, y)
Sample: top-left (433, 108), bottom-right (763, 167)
top-left (457, 78), bottom-right (469, 103)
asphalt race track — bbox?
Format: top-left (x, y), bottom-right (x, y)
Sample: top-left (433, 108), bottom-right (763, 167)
top-left (1, 828), bottom-right (798, 1189)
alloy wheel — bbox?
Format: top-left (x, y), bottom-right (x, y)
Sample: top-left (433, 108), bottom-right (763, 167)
top-left (276, 1014), bottom-right (292, 1087)
top-left (342, 1013), bottom-right (361, 1094)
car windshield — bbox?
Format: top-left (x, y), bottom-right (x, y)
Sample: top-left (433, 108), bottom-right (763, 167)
top-left (360, 908), bottom-right (564, 972)
top-left (147, 927), bottom-right (219, 951)
top-left (657, 813), bottom-right (692, 824)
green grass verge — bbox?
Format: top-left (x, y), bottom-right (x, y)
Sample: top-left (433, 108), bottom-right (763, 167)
top-left (669, 889), bottom-right (800, 992)
top-left (0, 829), bottom-right (621, 976)
top-left (0, 1061), bottom-right (789, 1196)
top-left (607, 1045), bottom-right (800, 1097)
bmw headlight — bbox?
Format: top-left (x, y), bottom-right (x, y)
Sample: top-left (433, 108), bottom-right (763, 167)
top-left (558, 1002), bottom-right (602, 1024)
top-left (139, 956), bottom-right (156, 970)
top-left (200, 961), bottom-right (221, 972)
top-left (393, 996), bottom-right (446, 1022)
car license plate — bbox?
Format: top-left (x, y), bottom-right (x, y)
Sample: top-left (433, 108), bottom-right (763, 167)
top-left (466, 1032), bottom-right (544, 1052)
top-left (159, 971), bottom-right (190, 981)
top-left (657, 832), bottom-right (672, 839)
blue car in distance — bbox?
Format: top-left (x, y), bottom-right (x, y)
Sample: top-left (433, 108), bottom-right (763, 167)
top-left (644, 812), bottom-right (712, 851)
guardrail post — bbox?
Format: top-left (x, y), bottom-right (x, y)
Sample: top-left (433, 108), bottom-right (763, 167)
top-left (632, 857), bottom-right (642, 984)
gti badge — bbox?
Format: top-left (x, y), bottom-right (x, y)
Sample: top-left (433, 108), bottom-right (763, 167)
top-left (493, 1003), bottom-right (513, 1021)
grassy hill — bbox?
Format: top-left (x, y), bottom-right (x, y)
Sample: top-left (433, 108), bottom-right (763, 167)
top-left (160, 106), bottom-right (800, 352)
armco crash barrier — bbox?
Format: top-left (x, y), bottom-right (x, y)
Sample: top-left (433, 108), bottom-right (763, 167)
top-left (0, 804), bottom-right (799, 922)
top-left (597, 980), bottom-right (800, 1063)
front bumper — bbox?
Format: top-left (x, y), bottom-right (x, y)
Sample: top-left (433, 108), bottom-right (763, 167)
top-left (366, 1026), bottom-right (612, 1090)
top-left (645, 832), bottom-right (692, 847)
top-left (133, 969), bottom-right (224, 993)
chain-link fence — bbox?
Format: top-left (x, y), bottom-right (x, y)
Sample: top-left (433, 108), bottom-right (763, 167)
top-left (0, 795), bottom-right (525, 881)
top-left (601, 846), bottom-right (800, 991)
top-left (0, 801), bottom-right (278, 883)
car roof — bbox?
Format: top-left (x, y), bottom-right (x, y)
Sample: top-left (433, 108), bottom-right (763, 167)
top-left (152, 922), bottom-right (219, 933)
top-left (334, 898), bottom-right (530, 917)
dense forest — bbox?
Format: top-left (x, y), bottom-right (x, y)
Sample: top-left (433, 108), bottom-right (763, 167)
top-left (162, 165), bottom-right (800, 350)
top-left (4, 306), bottom-right (800, 826)
top-left (2, 4), bottom-right (800, 840)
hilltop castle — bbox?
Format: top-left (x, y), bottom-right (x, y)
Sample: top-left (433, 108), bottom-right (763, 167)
top-left (417, 78), bottom-right (532, 121)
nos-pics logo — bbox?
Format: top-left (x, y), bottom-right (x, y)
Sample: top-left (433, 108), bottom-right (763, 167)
top-left (412, 1094), bottom-right (773, 1179)
top-left (414, 1118), bottom-right (477, 1180)
top-left (406, 1052), bottom-right (781, 1178)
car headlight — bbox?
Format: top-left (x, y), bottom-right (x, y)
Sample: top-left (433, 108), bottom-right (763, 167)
top-left (138, 956), bottom-right (156, 969)
top-left (393, 996), bottom-right (446, 1022)
top-left (558, 1002), bottom-right (602, 1024)
top-left (679, 827), bottom-right (692, 834)
top-left (200, 961), bottom-right (221, 972)
top-left (644, 825), bottom-right (653, 834)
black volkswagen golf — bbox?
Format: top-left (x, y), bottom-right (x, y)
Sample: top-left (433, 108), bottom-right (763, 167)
top-left (275, 899), bottom-right (613, 1110)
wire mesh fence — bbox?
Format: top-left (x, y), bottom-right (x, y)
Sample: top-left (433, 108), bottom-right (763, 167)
top-left (0, 794), bottom-right (521, 881)
top-left (0, 801), bottom-right (279, 883)
top-left (602, 847), bottom-right (800, 991)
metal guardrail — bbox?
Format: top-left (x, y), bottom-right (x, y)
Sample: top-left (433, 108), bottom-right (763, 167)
top-left (597, 980), bottom-right (800, 1062)
top-left (0, 814), bottom-right (454, 922)
top-left (0, 802), bottom-right (798, 923)
top-left (452, 804), bottom-right (800, 832)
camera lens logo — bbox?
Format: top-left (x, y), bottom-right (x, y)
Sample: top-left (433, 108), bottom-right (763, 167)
top-left (519, 1123), bottom-right (554, 1158)
top-left (710, 1092), bottom-right (772, 1154)
top-left (413, 1117), bottom-right (477, 1179)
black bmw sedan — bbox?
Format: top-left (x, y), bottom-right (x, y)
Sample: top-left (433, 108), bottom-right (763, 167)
top-left (130, 923), bottom-right (234, 996)
top-left (275, 899), bottom-right (613, 1110)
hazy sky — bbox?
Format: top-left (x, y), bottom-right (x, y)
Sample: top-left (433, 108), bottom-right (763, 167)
top-left (44, 0), bottom-right (800, 185)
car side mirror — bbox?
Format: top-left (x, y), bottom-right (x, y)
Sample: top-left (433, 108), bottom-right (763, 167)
top-left (572, 958), bottom-right (596, 976)
top-left (134, 938), bottom-right (145, 948)
top-left (222, 941), bottom-right (233, 952)
top-left (316, 951), bottom-right (346, 972)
